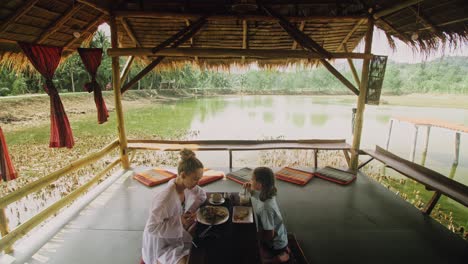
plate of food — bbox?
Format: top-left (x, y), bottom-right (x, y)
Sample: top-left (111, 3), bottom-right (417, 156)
top-left (197, 205), bottom-right (229, 225)
top-left (232, 206), bottom-right (253, 224)
top-left (208, 193), bottom-right (225, 205)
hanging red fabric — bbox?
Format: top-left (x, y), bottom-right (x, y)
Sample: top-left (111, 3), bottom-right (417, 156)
top-left (18, 42), bottom-right (74, 148)
top-left (78, 48), bottom-right (109, 124)
top-left (0, 127), bottom-right (18, 182)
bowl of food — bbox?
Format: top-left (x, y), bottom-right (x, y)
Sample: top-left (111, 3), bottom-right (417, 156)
top-left (209, 193), bottom-right (225, 205)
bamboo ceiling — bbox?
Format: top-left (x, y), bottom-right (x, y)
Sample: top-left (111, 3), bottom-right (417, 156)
top-left (0, 0), bottom-right (467, 70)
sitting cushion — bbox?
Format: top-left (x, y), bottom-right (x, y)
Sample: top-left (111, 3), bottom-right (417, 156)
top-left (314, 166), bottom-right (356, 185)
top-left (133, 168), bottom-right (177, 187)
top-left (275, 167), bottom-right (314, 185)
top-left (226, 167), bottom-right (253, 184)
top-left (198, 169), bottom-right (224, 186)
top-left (258, 233), bottom-right (309, 264)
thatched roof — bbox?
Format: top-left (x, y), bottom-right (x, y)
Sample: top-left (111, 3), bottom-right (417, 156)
top-left (0, 0), bottom-right (467, 70)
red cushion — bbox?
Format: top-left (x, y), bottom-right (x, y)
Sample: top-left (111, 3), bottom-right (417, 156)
top-left (275, 167), bottom-right (314, 186)
top-left (133, 168), bottom-right (177, 187)
top-left (198, 169), bottom-right (224, 186)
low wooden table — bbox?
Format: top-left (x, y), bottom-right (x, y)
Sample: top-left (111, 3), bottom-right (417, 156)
top-left (187, 192), bottom-right (260, 264)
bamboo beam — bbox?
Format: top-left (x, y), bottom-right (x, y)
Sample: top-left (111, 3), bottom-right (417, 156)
top-left (0, 140), bottom-right (118, 209)
top-left (336, 19), bottom-right (366, 52)
top-left (107, 47), bottom-right (373, 60)
top-left (0, 208), bottom-right (12, 253)
top-left (64, 14), bottom-right (105, 50)
top-left (76, 0), bottom-right (110, 15)
top-left (291, 21), bottom-right (305, 50)
top-left (120, 56), bottom-right (134, 84)
top-left (0, 0), bottom-right (40, 33)
top-left (241, 19), bottom-right (248, 63)
top-left (423, 191), bottom-right (442, 215)
top-left (351, 17), bottom-right (374, 171)
top-left (344, 44), bottom-right (361, 87)
top-left (36, 3), bottom-right (84, 44)
top-left (261, 5), bottom-right (332, 59)
top-left (373, 0), bottom-right (423, 19)
top-left (114, 11), bottom-right (364, 22)
top-left (110, 16), bottom-right (130, 169)
top-left (121, 17), bottom-right (207, 94)
top-left (0, 158), bottom-right (121, 253)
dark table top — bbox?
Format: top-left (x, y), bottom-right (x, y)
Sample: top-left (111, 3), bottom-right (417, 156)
top-left (187, 192), bottom-right (260, 264)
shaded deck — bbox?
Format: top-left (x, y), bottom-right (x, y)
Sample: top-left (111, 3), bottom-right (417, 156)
top-left (13, 167), bottom-right (468, 264)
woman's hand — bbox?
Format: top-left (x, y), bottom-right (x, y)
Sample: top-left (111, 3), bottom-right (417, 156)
top-left (181, 211), bottom-right (196, 230)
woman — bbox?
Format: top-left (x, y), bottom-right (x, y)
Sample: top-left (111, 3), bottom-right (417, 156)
top-left (142, 149), bottom-right (206, 264)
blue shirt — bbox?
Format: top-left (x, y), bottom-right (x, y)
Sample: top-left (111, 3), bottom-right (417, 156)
top-left (251, 191), bottom-right (288, 249)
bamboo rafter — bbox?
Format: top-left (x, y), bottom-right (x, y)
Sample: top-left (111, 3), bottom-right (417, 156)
top-left (336, 19), bottom-right (366, 52)
top-left (185, 19), bottom-right (199, 63)
top-left (64, 14), bottom-right (105, 50)
top-left (373, 0), bottom-right (423, 19)
top-left (0, 0), bottom-right (40, 34)
top-left (37, 3), bottom-right (84, 44)
top-left (292, 21), bottom-right (306, 50)
top-left (408, 6), bottom-right (442, 37)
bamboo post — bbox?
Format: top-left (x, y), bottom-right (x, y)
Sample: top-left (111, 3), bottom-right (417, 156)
top-left (343, 44), bottom-right (361, 87)
top-left (110, 15), bottom-right (130, 169)
top-left (421, 126), bottom-right (431, 166)
top-left (385, 119), bottom-right (394, 150)
top-left (454, 132), bottom-right (460, 166)
top-left (314, 150), bottom-right (318, 169)
top-left (0, 159), bottom-right (121, 252)
top-left (409, 125), bottom-right (419, 162)
top-left (229, 150), bottom-right (233, 169)
top-left (350, 17), bottom-right (374, 172)
top-left (0, 208), bottom-right (12, 253)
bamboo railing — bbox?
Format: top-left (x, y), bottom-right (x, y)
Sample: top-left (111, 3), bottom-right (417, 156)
top-left (0, 140), bottom-right (120, 253)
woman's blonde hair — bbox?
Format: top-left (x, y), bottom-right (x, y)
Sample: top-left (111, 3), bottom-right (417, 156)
top-left (178, 148), bottom-right (203, 175)
top-left (253, 167), bottom-right (277, 201)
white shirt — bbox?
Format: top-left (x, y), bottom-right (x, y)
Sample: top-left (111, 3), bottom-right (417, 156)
top-left (142, 179), bottom-right (206, 264)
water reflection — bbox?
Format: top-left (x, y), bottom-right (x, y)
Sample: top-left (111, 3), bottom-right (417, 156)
top-left (263, 112), bottom-right (274, 124)
top-left (292, 113), bottom-right (305, 128)
top-left (310, 114), bottom-right (328, 126)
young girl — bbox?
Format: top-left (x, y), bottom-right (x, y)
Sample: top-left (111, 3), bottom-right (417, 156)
top-left (142, 149), bottom-right (206, 264)
top-left (244, 167), bottom-right (290, 263)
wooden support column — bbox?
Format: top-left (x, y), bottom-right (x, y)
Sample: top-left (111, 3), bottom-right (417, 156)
top-left (110, 16), bottom-right (130, 169)
top-left (385, 119), bottom-right (394, 150)
top-left (185, 19), bottom-right (199, 63)
top-left (350, 17), bottom-right (374, 172)
top-left (421, 126), bottom-right (431, 166)
top-left (409, 125), bottom-right (419, 162)
top-left (314, 150), bottom-right (318, 169)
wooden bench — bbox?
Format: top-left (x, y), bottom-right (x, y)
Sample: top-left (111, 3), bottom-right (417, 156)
top-left (127, 139), bottom-right (352, 168)
top-left (359, 146), bottom-right (468, 214)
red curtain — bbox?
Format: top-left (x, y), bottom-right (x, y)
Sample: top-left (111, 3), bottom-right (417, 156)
top-left (78, 48), bottom-right (109, 124)
top-left (19, 42), bottom-right (74, 148)
top-left (0, 127), bottom-right (18, 182)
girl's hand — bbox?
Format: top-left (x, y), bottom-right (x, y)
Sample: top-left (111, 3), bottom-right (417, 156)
top-left (242, 181), bottom-right (252, 190)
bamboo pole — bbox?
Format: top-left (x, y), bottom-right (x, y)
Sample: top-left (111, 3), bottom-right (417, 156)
top-left (114, 11), bottom-right (364, 22)
top-left (107, 47), bottom-right (373, 60)
top-left (409, 125), bottom-right (419, 162)
top-left (0, 140), bottom-right (118, 209)
top-left (385, 119), bottom-right (394, 150)
top-left (344, 44), bottom-right (361, 87)
top-left (120, 56), bottom-right (134, 84)
top-left (110, 16), bottom-right (130, 169)
top-left (292, 21), bottom-right (305, 50)
top-left (421, 126), bottom-right (431, 166)
top-left (0, 208), bottom-right (12, 253)
top-left (454, 132), bottom-right (460, 166)
top-left (0, 158), bottom-right (121, 253)
top-left (36, 3), bottom-right (84, 44)
top-left (350, 17), bottom-right (374, 172)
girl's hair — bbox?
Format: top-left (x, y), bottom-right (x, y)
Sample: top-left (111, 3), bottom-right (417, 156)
top-left (178, 148), bottom-right (203, 175)
top-left (253, 167), bottom-right (277, 201)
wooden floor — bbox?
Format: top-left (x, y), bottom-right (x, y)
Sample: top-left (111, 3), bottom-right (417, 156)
top-left (12, 167), bottom-right (468, 264)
